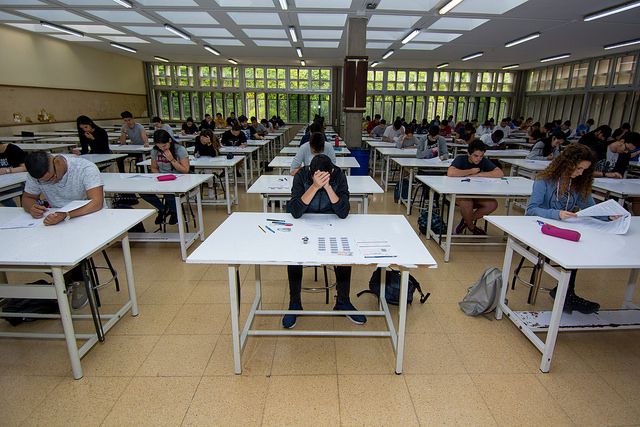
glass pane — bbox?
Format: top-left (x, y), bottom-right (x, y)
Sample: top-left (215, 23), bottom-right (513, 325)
top-left (159, 91), bottom-right (170, 118)
top-left (593, 59), bottom-right (611, 86)
top-left (181, 93), bottom-right (191, 119)
top-left (614, 55), bottom-right (636, 85)
top-left (570, 62), bottom-right (589, 88)
top-left (170, 91), bottom-right (180, 120)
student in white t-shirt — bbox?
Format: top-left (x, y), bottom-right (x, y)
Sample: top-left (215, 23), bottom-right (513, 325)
top-left (480, 130), bottom-right (505, 148)
top-left (382, 119), bottom-right (405, 142)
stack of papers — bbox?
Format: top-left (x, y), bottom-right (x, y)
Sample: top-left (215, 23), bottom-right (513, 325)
top-left (566, 199), bottom-right (631, 234)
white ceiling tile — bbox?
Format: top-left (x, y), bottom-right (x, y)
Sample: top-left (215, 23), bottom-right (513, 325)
top-left (301, 29), bottom-right (343, 39)
top-left (216, 0), bottom-right (275, 6)
top-left (428, 17), bottom-right (489, 31)
top-left (123, 26), bottom-right (167, 36)
top-left (400, 42), bottom-right (441, 50)
top-left (376, 0), bottom-right (439, 11)
top-left (0, 0), bottom-right (43, 4)
top-left (149, 37), bottom-right (196, 44)
top-left (294, 0), bottom-right (352, 8)
top-left (184, 27), bottom-right (233, 37)
top-left (242, 28), bottom-right (287, 39)
top-left (56, 0), bottom-right (116, 5)
top-left (0, 11), bottom-right (27, 20)
top-left (137, 0), bottom-right (198, 5)
top-left (156, 11), bottom-right (218, 25)
top-left (16, 9), bottom-right (91, 22)
top-left (204, 38), bottom-right (245, 46)
top-left (7, 23), bottom-right (54, 32)
top-left (103, 35), bottom-right (149, 43)
top-left (366, 42), bottom-right (391, 49)
top-left (413, 32), bottom-right (461, 42)
top-left (49, 34), bottom-right (98, 41)
top-left (86, 10), bottom-right (153, 23)
top-left (452, 0), bottom-right (529, 14)
top-left (303, 40), bottom-right (340, 48)
top-left (366, 30), bottom-right (404, 40)
top-left (227, 12), bottom-right (281, 26)
top-left (253, 39), bottom-right (292, 47)
top-left (298, 13), bottom-right (347, 27)
top-left (67, 24), bottom-right (123, 34)
top-left (368, 14), bottom-right (421, 28)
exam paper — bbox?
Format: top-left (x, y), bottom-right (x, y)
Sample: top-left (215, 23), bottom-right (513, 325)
top-left (0, 215), bottom-right (45, 229)
top-left (356, 240), bottom-right (396, 258)
top-left (566, 199), bottom-right (631, 234)
top-left (56, 200), bottom-right (91, 213)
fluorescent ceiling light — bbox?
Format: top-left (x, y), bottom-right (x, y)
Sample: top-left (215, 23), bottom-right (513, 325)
top-left (204, 45), bottom-right (220, 55)
top-left (300, 60), bottom-right (306, 66)
top-left (112, 0), bottom-right (132, 7)
top-left (439, 0), bottom-right (464, 15)
top-left (502, 64), bottom-right (519, 69)
top-left (604, 38), bottom-right (640, 50)
top-left (584, 0), bottom-right (640, 21)
top-left (505, 32), bottom-right (540, 48)
top-left (371, 61), bottom-right (379, 68)
top-left (289, 26), bottom-right (297, 42)
top-left (228, 58), bottom-right (238, 65)
top-left (382, 49), bottom-right (394, 59)
top-left (461, 51), bottom-right (483, 61)
top-left (436, 62), bottom-right (449, 68)
top-left (296, 48), bottom-right (303, 57)
top-left (164, 24), bottom-right (190, 40)
top-left (110, 42), bottom-right (137, 53)
top-left (154, 56), bottom-right (169, 62)
top-left (40, 21), bottom-right (84, 38)
top-left (401, 29), bottom-right (421, 44)
top-left (278, 0), bottom-right (287, 10)
top-left (540, 53), bottom-right (570, 62)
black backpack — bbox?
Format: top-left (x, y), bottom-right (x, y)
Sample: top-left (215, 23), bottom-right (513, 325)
top-left (358, 268), bottom-right (430, 305)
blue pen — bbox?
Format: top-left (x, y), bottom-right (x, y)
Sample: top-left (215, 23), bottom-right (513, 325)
top-left (364, 255), bottom-right (398, 258)
top-left (271, 221), bottom-right (293, 226)
top-left (265, 225), bottom-right (276, 233)
top-left (536, 220), bottom-right (545, 226)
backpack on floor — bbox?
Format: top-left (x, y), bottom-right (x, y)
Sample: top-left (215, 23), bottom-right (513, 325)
top-left (417, 206), bottom-right (447, 235)
top-left (358, 268), bottom-right (430, 305)
top-left (393, 178), bottom-right (409, 203)
top-left (1, 280), bottom-right (60, 326)
top-left (459, 267), bottom-right (502, 316)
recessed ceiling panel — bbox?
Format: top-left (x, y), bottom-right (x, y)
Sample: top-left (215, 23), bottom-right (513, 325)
top-left (50, 34), bottom-right (98, 41)
top-left (184, 27), bottom-right (232, 37)
top-left (452, 0), bottom-right (529, 14)
top-left (156, 11), bottom-right (217, 25)
top-left (204, 38), bottom-right (245, 46)
top-left (0, 0), bottom-right (43, 4)
top-left (295, 0), bottom-right (352, 7)
top-left (242, 28), bottom-right (287, 39)
top-left (376, 0), bottom-right (439, 11)
top-left (300, 29), bottom-right (343, 39)
top-left (137, 0), bottom-right (198, 5)
top-left (297, 13), bottom-right (347, 27)
top-left (366, 42), bottom-right (391, 49)
top-left (150, 37), bottom-right (195, 44)
top-left (253, 39), bottom-right (292, 47)
top-left (86, 10), bottom-right (153, 23)
top-left (367, 30), bottom-right (404, 40)
top-left (0, 11), bottom-right (26, 20)
top-left (56, 0), bottom-right (116, 5)
top-left (401, 43), bottom-right (441, 50)
top-left (368, 14), bottom-right (421, 28)
top-left (123, 26), bottom-right (167, 35)
top-left (7, 23), bottom-right (54, 32)
top-left (413, 32), bottom-right (461, 42)
top-left (16, 9), bottom-right (91, 22)
top-left (67, 24), bottom-right (123, 34)
top-left (428, 17), bottom-right (489, 31)
top-left (303, 40), bottom-right (340, 48)
top-left (103, 35), bottom-right (149, 43)
top-left (227, 12), bottom-right (282, 26)
top-left (216, 0), bottom-right (274, 6)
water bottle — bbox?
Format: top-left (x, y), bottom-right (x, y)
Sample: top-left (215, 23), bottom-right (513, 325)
top-left (334, 135), bottom-right (340, 148)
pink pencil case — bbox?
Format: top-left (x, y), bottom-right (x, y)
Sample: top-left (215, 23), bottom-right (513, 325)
top-left (156, 174), bottom-right (177, 181)
top-left (541, 223), bottom-right (581, 242)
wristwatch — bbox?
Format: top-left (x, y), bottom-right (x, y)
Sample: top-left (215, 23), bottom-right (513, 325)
top-left (64, 212), bottom-right (71, 221)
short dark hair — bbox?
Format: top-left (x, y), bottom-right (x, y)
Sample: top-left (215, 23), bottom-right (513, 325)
top-left (428, 125), bottom-right (440, 136)
top-left (153, 129), bottom-right (172, 144)
top-left (374, 114), bottom-right (381, 120)
top-left (393, 119), bottom-right (403, 130)
top-left (121, 111), bottom-right (133, 119)
top-left (441, 119), bottom-right (448, 126)
top-left (309, 132), bottom-right (325, 154)
top-left (586, 118), bottom-right (595, 125)
top-left (186, 117), bottom-right (194, 122)
top-left (25, 151), bottom-right (50, 179)
top-left (152, 116), bottom-right (162, 123)
top-left (468, 140), bottom-right (487, 155)
top-left (551, 130), bottom-right (567, 140)
top-left (492, 129), bottom-right (504, 141)
top-left (563, 120), bottom-right (571, 126)
top-left (405, 125), bottom-right (415, 135)
top-left (231, 124), bottom-right (241, 131)
top-left (214, 113), bottom-right (221, 117)
top-left (622, 131), bottom-right (640, 147)
top-left (309, 154), bottom-right (334, 175)
top-left (595, 125), bottom-right (612, 139)
top-left (621, 122), bottom-right (631, 130)
top-left (238, 115), bottom-right (248, 122)
top-left (379, 119), bottom-right (386, 125)
top-left (250, 116), bottom-right (257, 121)
top-left (76, 115), bottom-right (94, 127)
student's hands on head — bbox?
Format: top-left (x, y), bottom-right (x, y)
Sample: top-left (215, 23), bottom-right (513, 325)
top-left (312, 170), bottom-right (330, 189)
top-left (44, 211), bottom-right (66, 226)
top-left (559, 210), bottom-right (577, 220)
top-left (162, 149), bottom-right (175, 162)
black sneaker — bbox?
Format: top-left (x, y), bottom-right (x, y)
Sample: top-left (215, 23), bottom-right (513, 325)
top-left (455, 218), bottom-right (466, 234)
top-left (549, 287), bottom-right (600, 314)
top-left (167, 213), bottom-right (178, 225)
top-left (334, 301), bottom-right (366, 325)
top-left (154, 212), bottom-right (165, 224)
top-left (282, 301), bottom-right (302, 329)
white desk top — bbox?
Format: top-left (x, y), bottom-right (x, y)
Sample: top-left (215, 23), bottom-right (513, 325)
top-left (40, 137), bottom-right (81, 144)
top-left (0, 136), bottom-right (44, 143)
top-left (219, 146), bottom-right (259, 154)
top-left (247, 174), bottom-right (383, 195)
top-left (246, 140), bottom-right (270, 147)
top-left (416, 175), bottom-right (533, 196)
top-left (137, 155), bottom-right (244, 168)
top-left (593, 178), bottom-right (640, 196)
top-left (500, 158), bottom-right (550, 171)
top-left (280, 146), bottom-right (351, 155)
top-left (392, 157), bottom-right (452, 168)
top-left (0, 172), bottom-right (27, 189)
top-left (376, 147), bottom-right (417, 157)
top-left (15, 143), bottom-right (74, 151)
top-left (186, 212), bottom-right (437, 268)
top-left (485, 149), bottom-right (530, 158)
top-left (101, 173), bottom-right (211, 193)
top-left (268, 156), bottom-right (360, 169)
top-left (486, 215), bottom-right (640, 270)
top-left (289, 140), bottom-right (347, 147)
top-left (14, 131), bottom-right (75, 137)
top-left (81, 153), bottom-right (127, 164)
top-left (0, 208), bottom-right (153, 267)
top-left (365, 140), bottom-right (395, 149)
top-left (109, 144), bottom-right (152, 153)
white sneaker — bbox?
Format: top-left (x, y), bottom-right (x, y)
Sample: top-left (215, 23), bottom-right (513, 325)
top-left (68, 281), bottom-right (89, 310)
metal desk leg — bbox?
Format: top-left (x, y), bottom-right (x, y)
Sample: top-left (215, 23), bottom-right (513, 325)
top-left (224, 167), bottom-right (231, 214)
top-left (262, 195), bottom-right (268, 213)
top-left (397, 166), bottom-right (404, 204)
top-left (175, 193), bottom-right (187, 260)
top-left (243, 157), bottom-right (249, 190)
top-left (372, 149), bottom-right (378, 179)
top-left (228, 265), bottom-right (242, 374)
top-left (622, 269), bottom-right (640, 309)
top-left (444, 194), bottom-right (457, 262)
top-left (426, 188), bottom-right (434, 240)
top-left (52, 267), bottom-right (83, 379)
top-left (406, 168), bottom-right (414, 215)
top-left (496, 238), bottom-right (515, 319)
top-left (540, 268), bottom-right (572, 373)
top-left (196, 189), bottom-right (205, 241)
top-left (363, 195), bottom-right (369, 214)
top-left (395, 269), bottom-right (410, 374)
top-left (384, 156), bottom-right (390, 192)
top-left (121, 235), bottom-right (139, 316)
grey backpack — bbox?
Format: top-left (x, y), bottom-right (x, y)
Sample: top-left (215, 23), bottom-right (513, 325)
top-left (459, 267), bottom-right (502, 316)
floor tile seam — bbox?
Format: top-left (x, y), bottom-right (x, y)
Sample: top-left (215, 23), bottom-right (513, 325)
top-left (15, 375), bottom-right (65, 426)
top-left (531, 372), bottom-right (583, 425)
top-left (179, 375), bottom-right (206, 426)
top-left (97, 375), bottom-right (135, 427)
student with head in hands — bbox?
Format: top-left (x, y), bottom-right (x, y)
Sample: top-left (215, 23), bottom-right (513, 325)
top-left (193, 129), bottom-right (220, 158)
top-left (283, 154), bottom-right (365, 328)
top-left (75, 115), bottom-right (110, 155)
top-left (527, 130), bottom-right (566, 160)
top-left (447, 140), bottom-right (504, 235)
top-left (139, 129), bottom-right (190, 225)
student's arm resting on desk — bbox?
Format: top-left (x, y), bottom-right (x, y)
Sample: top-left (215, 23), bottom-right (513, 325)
top-left (416, 138), bottom-right (431, 159)
top-left (447, 166), bottom-right (479, 177)
top-left (46, 186), bottom-right (104, 225)
top-left (526, 141), bottom-right (546, 160)
top-left (140, 128), bottom-right (149, 147)
top-left (289, 146), bottom-right (305, 175)
top-left (477, 166), bottom-right (504, 178)
top-left (22, 191), bottom-right (47, 219)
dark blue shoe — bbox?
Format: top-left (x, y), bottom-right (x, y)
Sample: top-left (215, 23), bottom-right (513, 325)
top-left (282, 301), bottom-right (302, 329)
top-left (334, 301), bottom-right (367, 325)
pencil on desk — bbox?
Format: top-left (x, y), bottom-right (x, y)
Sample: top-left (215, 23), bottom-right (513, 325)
top-left (258, 225), bottom-right (266, 234)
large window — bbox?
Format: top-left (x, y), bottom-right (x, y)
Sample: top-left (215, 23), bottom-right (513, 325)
top-left (367, 70), bottom-right (384, 91)
top-left (613, 55), bottom-right (636, 86)
top-left (592, 58), bottom-right (611, 87)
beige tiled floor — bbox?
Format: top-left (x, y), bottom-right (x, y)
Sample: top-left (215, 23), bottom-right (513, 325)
top-left (3, 173), bottom-right (640, 426)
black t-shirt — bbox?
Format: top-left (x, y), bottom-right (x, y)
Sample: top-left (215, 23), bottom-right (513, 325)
top-left (221, 130), bottom-right (247, 147)
top-left (79, 126), bottom-right (110, 155)
top-left (579, 132), bottom-right (607, 160)
top-left (451, 154), bottom-right (496, 172)
top-left (240, 125), bottom-right (257, 141)
top-left (200, 119), bottom-right (212, 130)
top-left (182, 123), bottom-right (199, 134)
top-left (194, 136), bottom-right (218, 157)
top-left (0, 143), bottom-right (26, 168)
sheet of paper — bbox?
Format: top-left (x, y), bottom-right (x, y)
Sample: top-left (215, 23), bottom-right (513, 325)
top-left (317, 236), bottom-right (352, 256)
top-left (56, 200), bottom-right (91, 213)
top-left (126, 174), bottom-right (155, 179)
top-left (565, 216), bottom-right (630, 234)
top-left (576, 199), bottom-right (629, 217)
top-left (356, 240), bottom-right (396, 258)
top-left (466, 178), bottom-right (510, 184)
top-left (0, 215), bottom-right (45, 229)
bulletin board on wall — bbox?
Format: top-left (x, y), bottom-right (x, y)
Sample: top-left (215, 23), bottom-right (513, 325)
top-left (0, 85), bottom-right (148, 127)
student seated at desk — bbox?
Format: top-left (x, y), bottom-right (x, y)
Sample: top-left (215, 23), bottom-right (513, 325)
top-left (193, 129), bottom-right (220, 158)
top-left (118, 111), bottom-right (149, 173)
top-left (417, 125), bottom-right (448, 160)
top-left (370, 119), bottom-right (387, 138)
top-left (290, 132), bottom-right (336, 175)
top-left (578, 125), bottom-right (612, 159)
top-left (213, 113), bottom-right (226, 129)
top-left (221, 124), bottom-right (247, 147)
top-left (181, 117), bottom-right (199, 135)
top-left (526, 143), bottom-right (605, 314)
top-left (396, 126), bottom-right (418, 149)
top-left (251, 116), bottom-right (268, 136)
top-left (22, 151), bottom-right (104, 309)
top-left (238, 115), bottom-right (264, 140)
top-left (0, 142), bottom-right (27, 206)
top-left (447, 140), bottom-right (504, 235)
top-left (382, 119), bottom-right (405, 142)
top-left (152, 116), bottom-right (177, 142)
top-left (140, 130), bottom-right (190, 225)
top-left (480, 129), bottom-right (505, 149)
top-left (283, 154), bottom-right (365, 328)
top-left (526, 131), bottom-right (566, 160)
top-left (261, 118), bottom-right (274, 133)
top-left (75, 115), bottom-right (110, 155)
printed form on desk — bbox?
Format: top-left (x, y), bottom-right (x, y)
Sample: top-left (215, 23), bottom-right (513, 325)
top-left (566, 199), bottom-right (631, 234)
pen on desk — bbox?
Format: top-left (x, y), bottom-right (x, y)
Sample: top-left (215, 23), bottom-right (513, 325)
top-left (258, 225), bottom-right (266, 234)
top-left (364, 255), bottom-right (398, 258)
top-left (271, 221), bottom-right (293, 226)
top-left (265, 225), bottom-right (276, 233)
top-left (266, 218), bottom-right (284, 222)
top-left (536, 220), bottom-right (545, 226)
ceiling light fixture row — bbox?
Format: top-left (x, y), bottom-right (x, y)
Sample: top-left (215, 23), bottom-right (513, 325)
top-left (164, 24), bottom-right (190, 40)
top-left (438, 0), bottom-right (464, 15)
top-left (370, 61), bottom-right (379, 68)
top-left (505, 32), bottom-right (540, 48)
top-left (584, 0), bottom-right (640, 21)
top-left (112, 0), bottom-right (132, 8)
top-left (401, 29), bottom-right (421, 44)
top-left (604, 38), bottom-right (640, 50)
top-left (461, 51), bottom-right (483, 61)
top-left (154, 56), bottom-right (169, 63)
top-left (300, 60), bottom-right (306, 66)
top-left (278, 0), bottom-right (288, 10)
top-left (502, 64), bottom-right (519, 70)
top-left (110, 42), bottom-right (136, 53)
top-left (436, 63), bottom-right (449, 69)
top-left (40, 21), bottom-right (83, 38)
top-left (540, 53), bottom-right (571, 63)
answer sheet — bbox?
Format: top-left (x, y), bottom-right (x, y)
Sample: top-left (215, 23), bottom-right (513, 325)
top-left (566, 199), bottom-right (631, 234)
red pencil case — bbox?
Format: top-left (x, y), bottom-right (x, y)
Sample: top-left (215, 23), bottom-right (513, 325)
top-left (156, 174), bottom-right (177, 181)
top-left (541, 223), bottom-right (581, 242)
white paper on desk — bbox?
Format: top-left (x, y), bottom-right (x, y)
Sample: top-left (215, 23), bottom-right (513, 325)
top-left (466, 178), bottom-right (509, 183)
top-left (0, 215), bottom-right (45, 229)
top-left (126, 174), bottom-right (155, 179)
top-left (566, 199), bottom-right (631, 234)
top-left (356, 240), bottom-right (396, 258)
top-left (317, 236), bottom-right (353, 256)
top-left (56, 200), bottom-right (91, 213)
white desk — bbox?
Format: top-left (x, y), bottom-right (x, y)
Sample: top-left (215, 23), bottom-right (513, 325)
top-left (279, 146), bottom-right (351, 156)
top-left (502, 158), bottom-right (550, 179)
top-left (485, 149), bottom-right (530, 159)
top-left (40, 136), bottom-right (80, 144)
top-left (101, 173), bottom-right (210, 260)
top-left (0, 172), bottom-right (27, 202)
top-left (592, 178), bottom-right (640, 205)
top-left (0, 207), bottom-right (153, 379)
top-left (364, 140), bottom-right (395, 178)
top-left (0, 136), bottom-right (44, 143)
top-left (376, 147), bottom-right (417, 191)
top-left (392, 158), bottom-right (452, 215)
top-left (14, 131), bottom-right (75, 137)
top-left (14, 143), bottom-right (75, 153)
top-left (186, 212), bottom-right (437, 374)
top-left (80, 153), bottom-right (127, 169)
top-left (288, 140), bottom-right (347, 147)
top-left (268, 156), bottom-right (360, 175)
top-left (486, 215), bottom-right (640, 372)
top-left (502, 138), bottom-right (533, 149)
top-left (417, 175), bottom-right (533, 262)
top-left (446, 142), bottom-right (468, 157)
top-left (247, 175), bottom-right (383, 214)
top-left (219, 146), bottom-right (258, 185)
top-left (108, 144), bottom-right (152, 156)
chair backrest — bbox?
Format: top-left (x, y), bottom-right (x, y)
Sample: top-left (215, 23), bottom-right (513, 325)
top-left (21, 131), bottom-right (35, 137)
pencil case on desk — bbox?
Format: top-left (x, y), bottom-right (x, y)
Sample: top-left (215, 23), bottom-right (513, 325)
top-left (541, 223), bottom-right (581, 242)
top-left (157, 174), bottom-right (177, 181)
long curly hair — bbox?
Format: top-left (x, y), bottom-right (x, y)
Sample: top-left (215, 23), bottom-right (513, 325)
top-left (537, 142), bottom-right (595, 200)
